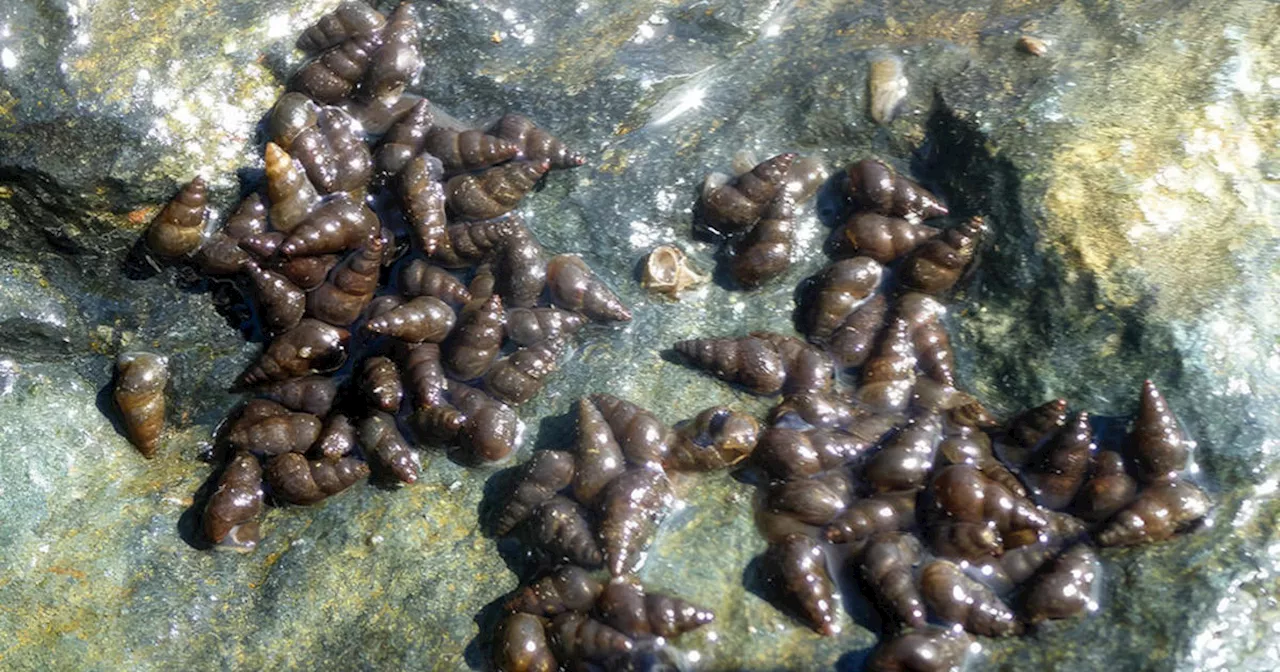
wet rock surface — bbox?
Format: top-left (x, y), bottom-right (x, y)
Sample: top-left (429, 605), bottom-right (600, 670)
top-left (0, 0), bottom-right (1277, 670)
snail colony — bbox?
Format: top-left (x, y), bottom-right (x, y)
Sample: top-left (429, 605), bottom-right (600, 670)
top-left (119, 1), bottom-right (628, 549)
top-left (111, 3), bottom-right (1213, 671)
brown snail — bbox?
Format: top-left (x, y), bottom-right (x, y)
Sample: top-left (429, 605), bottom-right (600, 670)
top-left (505, 565), bottom-right (603, 617)
top-left (495, 450), bottom-right (576, 536)
top-left (445, 160), bottom-right (551, 221)
top-left (832, 212), bottom-right (940, 263)
top-left (899, 216), bottom-right (985, 295)
top-left (296, 1), bottom-right (385, 54)
top-left (545, 254), bottom-right (632, 323)
top-left (1023, 543), bottom-right (1101, 622)
top-left (843, 158), bottom-right (948, 220)
top-left (399, 259), bottom-right (472, 308)
top-left (203, 451), bottom-right (264, 552)
top-left (491, 113), bottom-right (586, 169)
top-left (357, 411), bottom-right (418, 484)
top-left (443, 294), bottom-right (505, 381)
top-left (145, 177), bottom-right (207, 259)
top-left (1130, 379), bottom-right (1191, 482)
top-left (1096, 478), bottom-right (1210, 546)
top-left (666, 406), bottom-right (760, 471)
top-left (237, 319), bottom-right (349, 387)
top-left (364, 296), bottom-right (456, 343)
top-left (422, 128), bottom-right (519, 174)
top-left (597, 466), bottom-right (673, 575)
top-left (571, 397), bottom-right (627, 504)
top-left (113, 352), bottom-right (169, 458)
top-left (493, 612), bottom-right (557, 672)
top-left (228, 399), bottom-right (322, 456)
top-left (264, 452), bottom-right (369, 505)
top-left (729, 194), bottom-right (795, 288)
top-left (865, 626), bottom-right (973, 672)
top-left (767, 533), bottom-right (839, 636)
top-left (700, 153), bottom-right (796, 235)
top-left (528, 495), bottom-right (603, 568)
top-left (919, 559), bottom-right (1021, 636)
top-left (673, 331), bottom-right (833, 396)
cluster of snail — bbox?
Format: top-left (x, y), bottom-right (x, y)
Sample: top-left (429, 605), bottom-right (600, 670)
top-left (485, 153), bottom-right (1213, 670)
top-left (108, 3), bottom-right (1214, 670)
top-left (117, 2), bottom-right (632, 551)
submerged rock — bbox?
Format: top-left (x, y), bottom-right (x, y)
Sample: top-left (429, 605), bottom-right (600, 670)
top-left (0, 0), bottom-right (1277, 670)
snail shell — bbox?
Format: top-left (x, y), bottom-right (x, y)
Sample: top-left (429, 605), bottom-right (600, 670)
top-left (483, 338), bottom-right (564, 406)
top-left (768, 533), bottom-right (839, 635)
top-left (1018, 35), bottom-right (1049, 56)
top-left (701, 153), bottom-right (796, 235)
top-left (854, 318), bottom-right (918, 414)
top-left (278, 194), bottom-right (380, 257)
top-left (313, 413), bottom-right (356, 461)
top-left (506, 308), bottom-right (587, 348)
top-left (764, 476), bottom-right (849, 527)
top-left (548, 612), bottom-right (634, 666)
top-left (825, 490), bottom-right (917, 545)
top-left (445, 160), bottom-right (551, 221)
top-left (767, 392), bottom-right (856, 431)
top-left (146, 177), bottom-right (207, 259)
top-left (920, 559), bottom-right (1022, 636)
top-left (374, 99), bottom-right (433, 178)
top-left (228, 399), bottom-right (322, 456)
top-left (867, 55), bottom-right (908, 124)
top-left (203, 451), bottom-right (264, 552)
top-left (528, 494), bottom-right (603, 568)
top-left (399, 259), bottom-right (471, 308)
top-left (497, 231), bottom-right (548, 309)
top-left (1130, 379), bottom-right (1190, 482)
top-left (242, 260), bottom-right (306, 336)
top-left (495, 450), bottom-right (576, 536)
top-left (783, 155), bottom-right (830, 203)
top-left (399, 153), bottom-right (448, 256)
top-left (257, 375), bottom-right (338, 417)
top-left (290, 33), bottom-right (379, 104)
top-left (506, 565), bottom-right (603, 617)
top-left (598, 466), bottom-right (674, 575)
top-left (1023, 412), bottom-right (1095, 510)
top-left (236, 319), bottom-right (349, 387)
top-left (362, 3), bottom-right (422, 103)
top-left (803, 257), bottom-right (884, 342)
top-left (196, 194), bottom-right (267, 275)
top-left (865, 626), bottom-right (973, 672)
top-left (997, 398), bottom-right (1068, 468)
top-left (265, 452), bottom-right (368, 505)
top-left (491, 113), bottom-right (587, 169)
top-left (1023, 543), bottom-right (1101, 622)
top-left (263, 142), bottom-right (322, 234)
top-left (546, 254), bottom-right (632, 323)
top-left (432, 217), bottom-right (525, 269)
top-left (833, 212), bottom-right (940, 263)
top-left (296, 1), bottom-right (385, 54)
top-left (666, 406), bottom-right (760, 471)
top-left (493, 612), bottom-right (557, 672)
top-left (843, 158), bottom-right (948, 220)
top-left (899, 216), bottom-right (985, 295)
top-left (860, 532), bottom-right (926, 628)
top-left (729, 195), bottom-right (795, 289)
top-left (307, 236), bottom-right (383, 326)
top-left (572, 397), bottom-right (627, 504)
top-left (863, 413), bottom-right (942, 492)
top-left (752, 426), bottom-right (871, 481)
top-left (114, 352), bottom-right (169, 457)
top-left (1072, 450), bottom-right (1138, 522)
top-left (641, 245), bottom-right (706, 299)
top-left (596, 576), bottom-right (715, 639)
top-left (359, 355), bottom-right (403, 414)
top-left (449, 381), bottom-right (519, 464)
top-left (364, 296), bottom-right (456, 343)
top-left (444, 294), bottom-right (506, 381)
top-left (398, 342), bottom-right (448, 409)
top-left (674, 332), bottom-right (833, 396)
top-left (1096, 478), bottom-right (1210, 547)
top-left (422, 128), bottom-right (519, 174)
top-left (357, 411), bottom-right (418, 484)
top-left (589, 394), bottom-right (674, 467)
top-left (829, 293), bottom-right (890, 369)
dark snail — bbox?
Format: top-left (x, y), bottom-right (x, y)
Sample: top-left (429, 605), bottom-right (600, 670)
top-left (114, 352), bottom-right (169, 458)
top-left (528, 495), bottom-right (603, 568)
top-left (701, 153), bottom-right (796, 235)
top-left (495, 450), bottom-right (577, 536)
top-left (203, 451), bottom-right (264, 552)
top-left (296, 1), bottom-right (385, 54)
top-left (491, 113), bottom-right (587, 169)
top-left (545, 254), bottom-right (632, 323)
top-left (768, 533), bottom-right (839, 636)
top-left (843, 158), bottom-right (948, 220)
top-left (265, 452), bottom-right (368, 505)
top-left (445, 160), bottom-right (551, 221)
top-left (422, 128), bottom-right (519, 174)
top-left (598, 466), bottom-right (673, 576)
top-left (146, 177), bottom-right (207, 259)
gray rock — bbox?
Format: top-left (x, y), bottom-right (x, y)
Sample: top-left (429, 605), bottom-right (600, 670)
top-left (0, 0), bottom-right (1276, 670)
